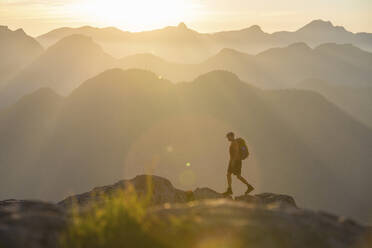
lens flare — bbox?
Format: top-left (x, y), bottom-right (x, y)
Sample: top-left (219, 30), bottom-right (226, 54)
top-left (166, 145), bottom-right (174, 153)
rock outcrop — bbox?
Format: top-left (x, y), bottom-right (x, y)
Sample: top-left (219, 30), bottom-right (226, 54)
top-left (152, 199), bottom-right (371, 248)
top-left (235, 193), bottom-right (297, 209)
top-left (193, 187), bottom-right (229, 200)
top-left (0, 200), bottom-right (66, 248)
top-left (58, 175), bottom-right (297, 210)
top-left (1, 175), bottom-right (371, 248)
top-left (58, 175), bottom-right (189, 209)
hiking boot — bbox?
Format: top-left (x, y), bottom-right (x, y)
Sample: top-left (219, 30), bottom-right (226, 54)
top-left (245, 185), bottom-right (255, 195)
top-left (222, 187), bottom-right (233, 196)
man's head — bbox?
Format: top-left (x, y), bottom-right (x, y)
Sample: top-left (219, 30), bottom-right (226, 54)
top-left (226, 132), bottom-right (235, 141)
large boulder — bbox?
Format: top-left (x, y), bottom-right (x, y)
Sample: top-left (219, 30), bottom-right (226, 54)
top-left (59, 175), bottom-right (236, 209)
top-left (59, 175), bottom-right (189, 209)
top-left (0, 200), bottom-right (66, 248)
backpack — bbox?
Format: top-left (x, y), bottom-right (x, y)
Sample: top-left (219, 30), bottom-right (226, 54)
top-left (236, 138), bottom-right (249, 160)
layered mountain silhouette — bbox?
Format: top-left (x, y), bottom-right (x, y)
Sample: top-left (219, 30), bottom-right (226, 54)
top-left (0, 26), bottom-right (43, 88)
top-left (119, 42), bottom-right (372, 88)
top-left (298, 79), bottom-right (372, 127)
top-left (118, 43), bottom-right (372, 126)
top-left (0, 69), bottom-right (371, 224)
top-left (0, 35), bottom-right (115, 107)
top-left (37, 20), bottom-right (372, 62)
top-left (1, 35), bottom-right (371, 128)
top-left (38, 23), bottom-right (212, 63)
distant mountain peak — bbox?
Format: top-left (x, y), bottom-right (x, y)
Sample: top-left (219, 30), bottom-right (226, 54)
top-left (287, 42), bottom-right (312, 51)
top-left (246, 25), bottom-right (263, 32)
top-left (298, 19), bottom-right (347, 33)
top-left (85, 68), bottom-right (160, 84)
top-left (177, 22), bottom-right (188, 30)
top-left (0, 26), bottom-right (26, 35)
top-left (80, 25), bottom-right (95, 30)
top-left (219, 47), bottom-right (239, 54)
top-left (53, 34), bottom-right (94, 47)
top-left (309, 19), bottom-right (333, 27)
top-left (72, 68), bottom-right (167, 96)
top-left (15, 28), bottom-right (26, 35)
top-left (302, 19), bottom-right (334, 29)
top-left (218, 48), bottom-right (249, 57)
top-left (162, 22), bottom-right (194, 34)
top-left (22, 87), bottom-right (62, 101)
top-left (13, 87), bottom-right (63, 108)
top-left (44, 34), bottom-right (101, 54)
top-left (195, 70), bottom-right (241, 85)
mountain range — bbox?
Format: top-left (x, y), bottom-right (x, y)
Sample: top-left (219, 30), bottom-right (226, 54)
top-left (1, 32), bottom-right (371, 127)
top-left (37, 20), bottom-right (372, 63)
top-left (0, 26), bottom-right (43, 88)
top-left (118, 43), bottom-right (372, 127)
top-left (0, 35), bottom-right (115, 107)
top-left (119, 42), bottom-right (372, 88)
top-left (298, 79), bottom-right (372, 127)
top-left (0, 69), bottom-right (371, 224)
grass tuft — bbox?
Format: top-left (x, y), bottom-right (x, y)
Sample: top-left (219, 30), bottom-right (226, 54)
top-left (60, 180), bottom-right (165, 248)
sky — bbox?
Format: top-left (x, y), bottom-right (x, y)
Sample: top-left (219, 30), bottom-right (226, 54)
top-left (0, 0), bottom-right (371, 36)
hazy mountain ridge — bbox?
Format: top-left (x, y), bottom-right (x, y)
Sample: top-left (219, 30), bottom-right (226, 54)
top-left (0, 34), bottom-right (116, 107)
top-left (36, 20), bottom-right (372, 62)
top-left (0, 69), bottom-right (371, 224)
top-left (118, 43), bottom-right (372, 126)
top-left (118, 42), bottom-right (372, 88)
top-left (0, 87), bottom-right (63, 197)
top-left (1, 32), bottom-right (371, 128)
top-left (298, 78), bottom-right (372, 127)
top-left (0, 26), bottom-right (43, 88)
top-left (38, 22), bottom-right (213, 63)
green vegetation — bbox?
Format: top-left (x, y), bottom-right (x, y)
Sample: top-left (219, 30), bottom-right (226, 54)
top-left (60, 182), bottom-right (165, 248)
top-left (59, 178), bottom-right (202, 248)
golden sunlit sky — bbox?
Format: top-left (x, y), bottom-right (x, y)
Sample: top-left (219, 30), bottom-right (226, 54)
top-left (1, 0), bottom-right (371, 36)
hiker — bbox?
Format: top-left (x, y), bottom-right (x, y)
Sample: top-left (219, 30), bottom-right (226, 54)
top-left (223, 132), bottom-right (254, 196)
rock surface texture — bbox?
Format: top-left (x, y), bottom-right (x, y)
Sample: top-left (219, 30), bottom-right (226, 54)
top-left (0, 200), bottom-right (66, 248)
top-left (0, 175), bottom-right (371, 248)
top-left (235, 193), bottom-right (298, 209)
top-left (58, 175), bottom-right (189, 208)
top-left (152, 199), bottom-right (370, 248)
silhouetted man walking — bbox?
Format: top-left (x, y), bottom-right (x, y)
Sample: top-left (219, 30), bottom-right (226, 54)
top-left (223, 132), bottom-right (254, 196)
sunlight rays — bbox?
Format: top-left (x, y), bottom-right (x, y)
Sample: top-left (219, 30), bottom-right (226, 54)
top-left (66, 0), bottom-right (198, 31)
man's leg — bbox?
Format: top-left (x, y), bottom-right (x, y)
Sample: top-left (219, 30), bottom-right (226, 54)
top-left (227, 172), bottom-right (232, 189)
top-left (223, 172), bottom-right (233, 195)
top-left (237, 175), bottom-right (254, 193)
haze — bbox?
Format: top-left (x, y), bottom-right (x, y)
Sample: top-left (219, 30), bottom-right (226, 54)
top-left (1, 0), bottom-right (371, 36)
top-left (1, 0), bottom-right (372, 228)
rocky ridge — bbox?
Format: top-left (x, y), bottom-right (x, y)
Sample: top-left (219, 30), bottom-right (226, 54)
top-left (58, 175), bottom-right (298, 210)
top-left (0, 175), bottom-right (370, 248)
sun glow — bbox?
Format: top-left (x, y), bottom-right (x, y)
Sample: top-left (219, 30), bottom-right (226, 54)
top-left (67, 0), bottom-right (198, 31)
